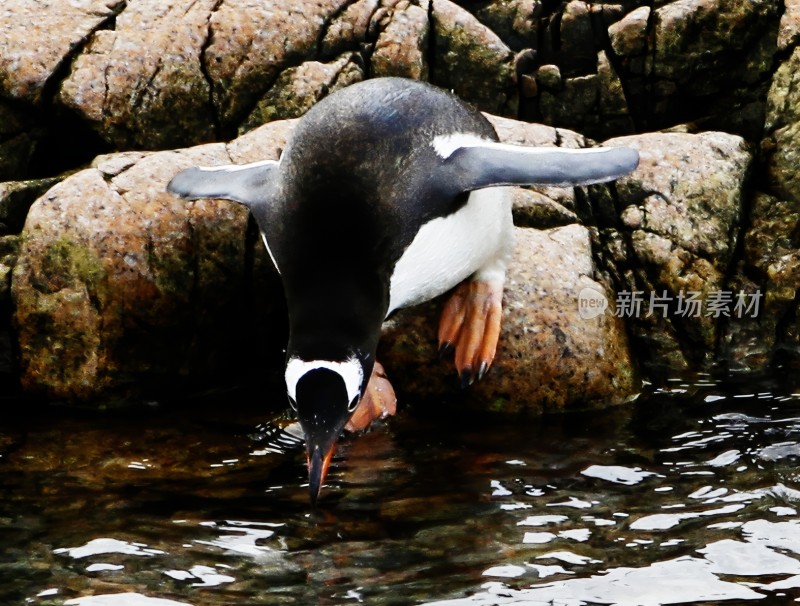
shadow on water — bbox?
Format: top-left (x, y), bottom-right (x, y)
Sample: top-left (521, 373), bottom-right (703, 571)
top-left (2, 373), bottom-right (800, 605)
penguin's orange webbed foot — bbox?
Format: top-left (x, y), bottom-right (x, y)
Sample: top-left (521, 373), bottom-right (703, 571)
top-left (345, 361), bottom-right (397, 432)
top-left (438, 279), bottom-right (503, 388)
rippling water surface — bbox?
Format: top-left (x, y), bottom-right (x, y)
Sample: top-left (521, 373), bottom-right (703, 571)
top-left (2, 375), bottom-right (800, 605)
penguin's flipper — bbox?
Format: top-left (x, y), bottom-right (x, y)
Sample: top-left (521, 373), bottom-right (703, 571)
top-left (168, 159), bottom-right (282, 273)
top-left (167, 159), bottom-right (279, 209)
top-left (439, 138), bottom-right (639, 190)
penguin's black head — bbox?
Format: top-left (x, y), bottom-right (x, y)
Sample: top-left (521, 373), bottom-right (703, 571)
top-left (285, 355), bottom-right (369, 504)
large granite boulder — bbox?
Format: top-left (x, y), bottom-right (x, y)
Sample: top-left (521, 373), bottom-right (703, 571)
top-left (601, 130), bottom-right (751, 372)
top-left (11, 122), bottom-right (294, 402)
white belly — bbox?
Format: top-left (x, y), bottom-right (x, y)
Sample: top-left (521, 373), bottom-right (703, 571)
top-left (387, 187), bottom-right (513, 315)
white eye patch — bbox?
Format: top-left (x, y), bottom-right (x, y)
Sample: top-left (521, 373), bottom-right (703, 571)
top-left (284, 357), bottom-right (363, 405)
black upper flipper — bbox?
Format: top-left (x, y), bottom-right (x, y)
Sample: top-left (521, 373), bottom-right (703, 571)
top-left (443, 143), bottom-right (639, 192)
top-left (167, 160), bottom-right (280, 209)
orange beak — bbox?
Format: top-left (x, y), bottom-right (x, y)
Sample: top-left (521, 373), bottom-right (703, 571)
top-left (307, 443), bottom-right (337, 505)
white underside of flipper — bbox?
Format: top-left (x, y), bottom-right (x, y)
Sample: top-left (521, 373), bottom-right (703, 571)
top-left (387, 187), bottom-right (513, 315)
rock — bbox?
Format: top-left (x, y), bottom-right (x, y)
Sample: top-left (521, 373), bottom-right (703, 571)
top-left (0, 178), bottom-right (63, 235)
top-left (0, 235), bottom-right (18, 388)
top-left (723, 45), bottom-right (800, 372)
top-left (55, 0), bottom-right (357, 149)
top-left (653, 0), bottom-right (776, 89)
top-left (540, 74), bottom-right (598, 135)
top-left (722, 193), bottom-right (799, 372)
top-left (11, 122), bottom-right (292, 402)
top-left (57, 0), bottom-right (219, 151)
top-left (511, 189), bottom-right (579, 229)
top-left (533, 48), bottom-right (633, 139)
top-left (602, 131), bottom-right (751, 371)
top-left (764, 46), bottom-right (800, 204)
top-left (205, 0), bottom-right (351, 128)
top-left (597, 50), bottom-right (635, 136)
top-left (602, 0), bottom-right (779, 138)
top-left (241, 53), bottom-right (364, 132)
top-left (614, 132), bottom-right (747, 267)
top-left (468, 0), bottom-right (539, 52)
top-left (0, 235), bottom-right (19, 304)
top-left (608, 6), bottom-right (651, 59)
top-left (431, 0), bottom-right (517, 116)
top-left (321, 0), bottom-right (380, 58)
top-left (379, 225), bottom-right (638, 413)
top-left (778, 0), bottom-right (800, 50)
top-left (0, 0), bottom-right (124, 105)
top-left (536, 64), bottom-right (561, 91)
top-left (558, 1), bottom-right (595, 78)
top-left (371, 0), bottom-right (430, 80)
top-left (647, 0), bottom-right (779, 135)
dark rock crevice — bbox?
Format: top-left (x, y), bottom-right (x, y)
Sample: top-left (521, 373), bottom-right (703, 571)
top-left (12, 1), bottom-right (126, 179)
top-left (198, 0), bottom-right (226, 141)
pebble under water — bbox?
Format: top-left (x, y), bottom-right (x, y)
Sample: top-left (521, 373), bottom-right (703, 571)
top-left (2, 374), bottom-right (800, 606)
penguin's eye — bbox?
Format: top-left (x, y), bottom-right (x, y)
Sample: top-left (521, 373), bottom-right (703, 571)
top-left (347, 395), bottom-right (360, 412)
top-left (288, 395), bottom-right (298, 411)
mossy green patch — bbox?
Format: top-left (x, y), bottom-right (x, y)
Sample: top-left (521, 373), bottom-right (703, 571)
top-left (37, 237), bottom-right (108, 304)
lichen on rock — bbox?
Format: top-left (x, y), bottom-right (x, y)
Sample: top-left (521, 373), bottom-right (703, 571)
top-left (241, 53), bottom-right (364, 133)
top-left (430, 0), bottom-right (517, 116)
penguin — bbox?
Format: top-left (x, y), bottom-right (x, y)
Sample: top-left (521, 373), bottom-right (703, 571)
top-left (167, 77), bottom-right (639, 504)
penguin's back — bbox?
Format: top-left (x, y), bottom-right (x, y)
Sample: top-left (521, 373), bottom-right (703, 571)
top-left (271, 79), bottom-right (499, 298)
top-left (283, 78), bottom-right (496, 205)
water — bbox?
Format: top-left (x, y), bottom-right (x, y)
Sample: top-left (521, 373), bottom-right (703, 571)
top-left (2, 375), bottom-right (800, 606)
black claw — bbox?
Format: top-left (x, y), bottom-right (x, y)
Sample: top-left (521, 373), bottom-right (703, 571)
top-left (438, 341), bottom-right (454, 359)
top-left (477, 361), bottom-right (489, 382)
top-left (459, 368), bottom-right (474, 390)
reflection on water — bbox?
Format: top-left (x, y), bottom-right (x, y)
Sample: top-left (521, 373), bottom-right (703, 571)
top-left (2, 374), bottom-right (800, 605)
